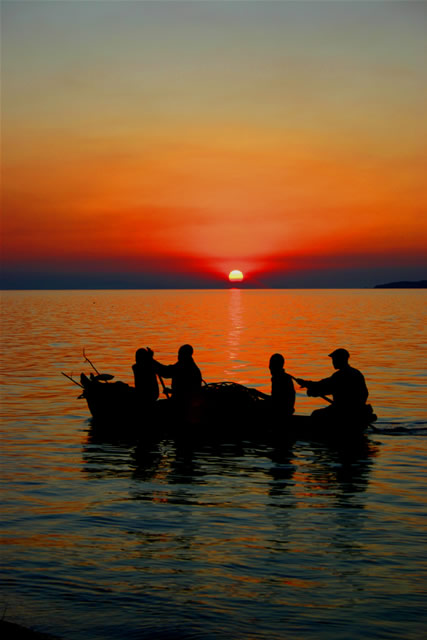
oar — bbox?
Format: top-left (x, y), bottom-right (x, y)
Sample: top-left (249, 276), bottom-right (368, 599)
top-left (290, 374), bottom-right (333, 404)
top-left (158, 374), bottom-right (171, 400)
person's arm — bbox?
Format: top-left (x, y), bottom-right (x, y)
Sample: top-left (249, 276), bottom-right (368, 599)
top-left (308, 375), bottom-right (335, 396)
top-left (296, 375), bottom-right (334, 397)
top-left (153, 361), bottom-right (175, 378)
top-left (286, 376), bottom-right (296, 412)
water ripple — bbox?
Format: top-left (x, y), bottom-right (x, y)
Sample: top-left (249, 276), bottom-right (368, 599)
top-left (1, 290), bottom-right (426, 640)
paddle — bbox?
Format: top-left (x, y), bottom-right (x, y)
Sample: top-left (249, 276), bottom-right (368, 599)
top-left (143, 346), bottom-right (170, 400)
top-left (158, 374), bottom-right (171, 400)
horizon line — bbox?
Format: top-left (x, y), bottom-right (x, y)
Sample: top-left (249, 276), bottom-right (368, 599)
top-left (2, 284), bottom-right (426, 292)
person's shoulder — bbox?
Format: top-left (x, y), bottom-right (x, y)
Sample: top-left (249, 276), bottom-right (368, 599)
top-left (346, 366), bottom-right (366, 380)
top-left (349, 365), bottom-right (363, 375)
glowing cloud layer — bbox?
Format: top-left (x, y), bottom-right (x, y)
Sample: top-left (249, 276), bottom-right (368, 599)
top-left (2, 1), bottom-right (426, 288)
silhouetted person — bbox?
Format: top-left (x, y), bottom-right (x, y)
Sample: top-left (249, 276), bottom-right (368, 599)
top-left (153, 344), bottom-right (202, 407)
top-left (296, 348), bottom-right (368, 423)
top-left (258, 353), bottom-right (295, 420)
top-left (132, 347), bottom-right (159, 403)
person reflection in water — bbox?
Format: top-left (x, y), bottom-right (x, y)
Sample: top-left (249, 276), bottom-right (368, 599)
top-left (296, 348), bottom-right (369, 423)
top-left (153, 344), bottom-right (202, 407)
top-left (132, 347), bottom-right (159, 404)
top-left (259, 353), bottom-right (295, 421)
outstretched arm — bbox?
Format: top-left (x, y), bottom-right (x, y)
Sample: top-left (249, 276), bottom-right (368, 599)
top-left (153, 361), bottom-right (175, 378)
top-left (294, 376), bottom-right (334, 399)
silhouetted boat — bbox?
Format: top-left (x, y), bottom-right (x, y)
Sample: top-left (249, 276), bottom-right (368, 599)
top-left (76, 375), bottom-right (377, 442)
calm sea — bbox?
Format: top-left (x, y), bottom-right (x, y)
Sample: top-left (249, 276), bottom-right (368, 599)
top-left (1, 289), bottom-right (426, 640)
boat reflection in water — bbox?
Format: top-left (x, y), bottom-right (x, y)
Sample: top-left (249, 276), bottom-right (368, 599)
top-left (82, 404), bottom-right (380, 512)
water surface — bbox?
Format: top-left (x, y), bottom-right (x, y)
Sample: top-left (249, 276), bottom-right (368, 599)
top-left (1, 290), bottom-right (426, 639)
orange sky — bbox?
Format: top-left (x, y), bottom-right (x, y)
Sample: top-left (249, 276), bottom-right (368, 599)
top-left (2, 1), bottom-right (426, 287)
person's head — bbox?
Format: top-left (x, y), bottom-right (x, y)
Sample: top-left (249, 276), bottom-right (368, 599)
top-left (328, 348), bottom-right (350, 369)
top-left (178, 344), bottom-right (194, 362)
top-left (135, 348), bottom-right (151, 364)
top-left (269, 353), bottom-right (285, 374)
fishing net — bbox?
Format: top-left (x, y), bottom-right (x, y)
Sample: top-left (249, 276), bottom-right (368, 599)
top-left (201, 382), bottom-right (266, 415)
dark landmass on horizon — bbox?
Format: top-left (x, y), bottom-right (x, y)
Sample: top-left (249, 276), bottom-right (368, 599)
top-left (374, 280), bottom-right (427, 289)
top-left (0, 620), bottom-right (60, 640)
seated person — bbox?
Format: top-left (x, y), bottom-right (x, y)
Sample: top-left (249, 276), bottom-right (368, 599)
top-left (296, 348), bottom-right (368, 422)
top-left (258, 353), bottom-right (295, 420)
top-left (132, 347), bottom-right (159, 403)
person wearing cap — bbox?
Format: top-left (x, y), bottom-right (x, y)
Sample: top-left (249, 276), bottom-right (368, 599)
top-left (295, 349), bottom-right (369, 421)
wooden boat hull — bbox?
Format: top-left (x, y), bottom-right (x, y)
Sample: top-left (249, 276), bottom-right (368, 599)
top-left (80, 379), bottom-right (376, 442)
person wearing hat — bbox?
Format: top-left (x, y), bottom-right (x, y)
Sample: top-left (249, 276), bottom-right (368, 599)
top-left (295, 349), bottom-right (369, 422)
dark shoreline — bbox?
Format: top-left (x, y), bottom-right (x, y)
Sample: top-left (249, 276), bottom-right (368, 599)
top-left (0, 620), bottom-right (60, 639)
top-left (374, 279), bottom-right (427, 288)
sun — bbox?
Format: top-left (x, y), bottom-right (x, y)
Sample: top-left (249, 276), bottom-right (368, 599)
top-left (228, 269), bottom-right (244, 283)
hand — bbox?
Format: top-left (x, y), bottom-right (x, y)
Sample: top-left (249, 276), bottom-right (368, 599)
top-left (146, 347), bottom-right (154, 357)
top-left (295, 378), bottom-right (307, 387)
top-left (305, 383), bottom-right (319, 397)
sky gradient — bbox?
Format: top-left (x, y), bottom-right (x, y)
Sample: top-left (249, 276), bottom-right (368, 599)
top-left (2, 0), bottom-right (426, 288)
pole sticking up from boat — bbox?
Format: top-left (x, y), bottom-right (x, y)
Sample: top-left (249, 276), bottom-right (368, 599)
top-left (61, 371), bottom-right (84, 388)
top-left (83, 348), bottom-right (100, 375)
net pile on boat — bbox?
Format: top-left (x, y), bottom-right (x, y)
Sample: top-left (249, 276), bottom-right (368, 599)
top-left (201, 382), bottom-right (266, 419)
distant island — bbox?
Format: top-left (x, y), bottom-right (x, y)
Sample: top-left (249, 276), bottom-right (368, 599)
top-left (374, 280), bottom-right (427, 289)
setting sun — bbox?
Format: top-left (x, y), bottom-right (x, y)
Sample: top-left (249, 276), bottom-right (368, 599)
top-left (229, 270), bottom-right (244, 283)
